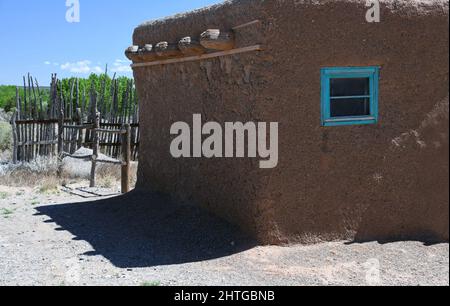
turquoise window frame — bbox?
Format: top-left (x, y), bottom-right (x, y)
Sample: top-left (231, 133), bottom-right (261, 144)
top-left (321, 66), bottom-right (379, 127)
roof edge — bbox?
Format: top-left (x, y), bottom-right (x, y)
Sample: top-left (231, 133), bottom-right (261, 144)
top-left (134, 0), bottom-right (449, 32)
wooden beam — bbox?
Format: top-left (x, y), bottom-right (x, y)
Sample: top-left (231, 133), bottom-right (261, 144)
top-left (61, 153), bottom-right (92, 160)
top-left (126, 45), bottom-right (157, 62)
top-left (178, 37), bottom-right (206, 56)
top-left (100, 122), bottom-right (139, 128)
top-left (97, 159), bottom-right (123, 165)
top-left (18, 140), bottom-right (58, 146)
top-left (82, 142), bottom-right (139, 147)
top-left (94, 128), bottom-right (126, 135)
top-left (200, 29), bottom-right (235, 51)
top-left (16, 118), bottom-right (74, 125)
top-left (155, 41), bottom-right (183, 59)
top-left (63, 124), bottom-right (95, 130)
top-left (131, 45), bottom-right (263, 68)
top-left (15, 119), bottom-right (138, 128)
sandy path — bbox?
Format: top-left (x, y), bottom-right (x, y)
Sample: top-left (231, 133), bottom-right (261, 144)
top-left (0, 185), bottom-right (448, 286)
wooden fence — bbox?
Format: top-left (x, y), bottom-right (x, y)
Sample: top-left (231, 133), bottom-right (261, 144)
top-left (60, 120), bottom-right (132, 194)
top-left (10, 73), bottom-right (140, 163)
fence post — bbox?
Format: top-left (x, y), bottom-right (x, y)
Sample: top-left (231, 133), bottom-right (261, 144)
top-left (90, 111), bottom-right (100, 188)
top-left (76, 108), bottom-right (83, 150)
top-left (57, 101), bottom-right (64, 177)
top-left (14, 87), bottom-right (22, 162)
top-left (11, 112), bottom-right (18, 164)
top-left (121, 124), bottom-right (131, 194)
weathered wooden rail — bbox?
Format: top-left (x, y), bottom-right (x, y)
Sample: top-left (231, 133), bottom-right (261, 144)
top-left (59, 119), bottom-right (132, 194)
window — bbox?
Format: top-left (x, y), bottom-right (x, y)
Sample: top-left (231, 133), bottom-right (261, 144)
top-left (321, 67), bottom-right (379, 126)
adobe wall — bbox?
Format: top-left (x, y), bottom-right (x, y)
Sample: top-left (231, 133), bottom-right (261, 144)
top-left (131, 0), bottom-right (449, 244)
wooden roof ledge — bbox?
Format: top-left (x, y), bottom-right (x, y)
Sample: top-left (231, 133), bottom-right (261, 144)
top-left (125, 20), bottom-right (263, 68)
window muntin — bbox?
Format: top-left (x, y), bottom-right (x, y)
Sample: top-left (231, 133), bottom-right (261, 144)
top-left (321, 67), bottom-right (379, 126)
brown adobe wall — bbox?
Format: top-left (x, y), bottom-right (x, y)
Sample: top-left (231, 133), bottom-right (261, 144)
top-left (131, 0), bottom-right (449, 244)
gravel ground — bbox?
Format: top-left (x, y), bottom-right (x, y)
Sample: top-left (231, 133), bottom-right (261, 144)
top-left (0, 184), bottom-right (448, 286)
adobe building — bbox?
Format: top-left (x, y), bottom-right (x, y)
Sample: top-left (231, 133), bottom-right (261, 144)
top-left (127, 0), bottom-right (449, 244)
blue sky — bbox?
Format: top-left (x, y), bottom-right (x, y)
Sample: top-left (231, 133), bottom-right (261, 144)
top-left (0, 0), bottom-right (223, 85)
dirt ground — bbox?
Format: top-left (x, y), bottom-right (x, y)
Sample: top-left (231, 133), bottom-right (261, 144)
top-left (0, 184), bottom-right (448, 286)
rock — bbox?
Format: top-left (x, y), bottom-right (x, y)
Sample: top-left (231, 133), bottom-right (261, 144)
top-left (61, 147), bottom-right (119, 179)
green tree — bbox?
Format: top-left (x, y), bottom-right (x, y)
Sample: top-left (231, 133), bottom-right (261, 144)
top-left (1, 73), bottom-right (134, 114)
top-left (0, 86), bottom-right (17, 112)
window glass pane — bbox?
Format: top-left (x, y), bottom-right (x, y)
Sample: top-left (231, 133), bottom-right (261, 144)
top-left (330, 98), bottom-right (371, 117)
top-left (330, 78), bottom-right (370, 97)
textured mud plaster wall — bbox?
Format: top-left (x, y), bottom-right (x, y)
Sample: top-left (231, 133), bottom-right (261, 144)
top-left (132, 0), bottom-right (449, 244)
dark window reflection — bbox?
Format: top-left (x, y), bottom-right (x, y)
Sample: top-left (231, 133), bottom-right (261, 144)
top-left (330, 98), bottom-right (371, 117)
top-left (330, 78), bottom-right (370, 97)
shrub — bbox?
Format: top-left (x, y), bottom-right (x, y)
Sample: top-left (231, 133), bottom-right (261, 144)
top-left (0, 122), bottom-right (12, 152)
top-left (0, 156), bottom-right (59, 187)
top-left (0, 86), bottom-right (17, 112)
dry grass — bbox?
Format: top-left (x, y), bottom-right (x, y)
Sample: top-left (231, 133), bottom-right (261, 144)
top-left (97, 175), bottom-right (115, 189)
top-left (0, 156), bottom-right (75, 192)
top-left (38, 177), bottom-right (61, 195)
top-left (0, 157), bottom-right (61, 187)
top-left (0, 156), bottom-right (138, 190)
top-left (96, 162), bottom-right (138, 187)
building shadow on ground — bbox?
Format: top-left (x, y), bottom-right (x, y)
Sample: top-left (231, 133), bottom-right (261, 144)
top-left (35, 190), bottom-right (256, 268)
top-left (345, 238), bottom-right (447, 247)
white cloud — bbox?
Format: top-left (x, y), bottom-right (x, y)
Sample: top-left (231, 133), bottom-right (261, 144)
top-left (58, 59), bottom-right (131, 75)
top-left (111, 59), bottom-right (132, 73)
top-left (92, 66), bottom-right (103, 73)
top-left (45, 61), bottom-right (61, 67)
top-left (60, 60), bottom-right (104, 74)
